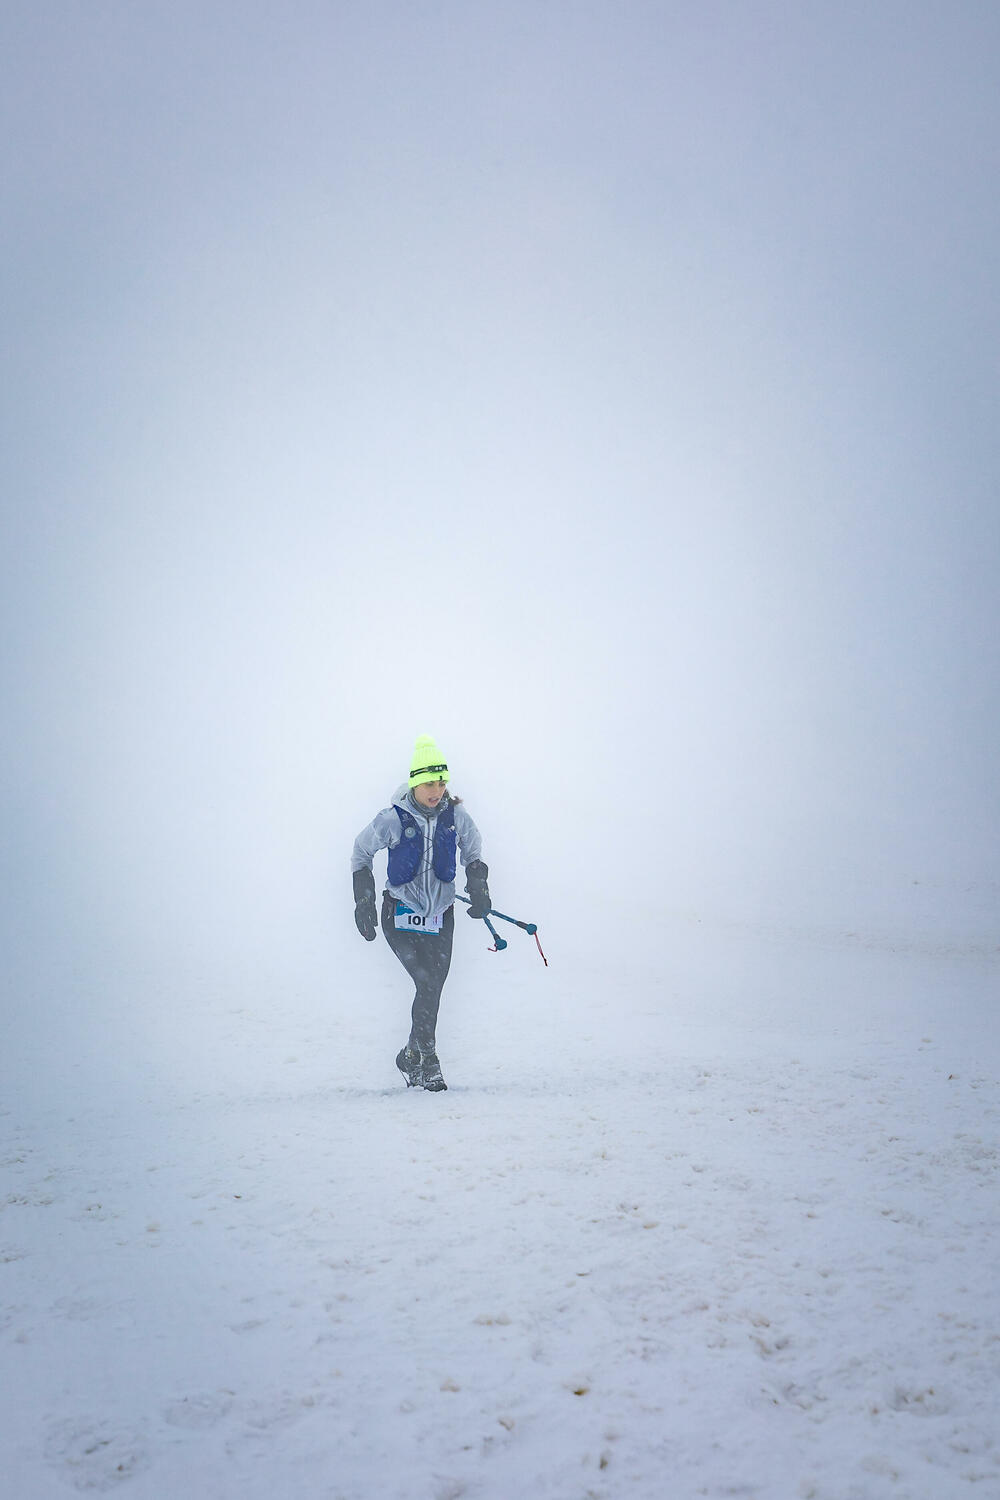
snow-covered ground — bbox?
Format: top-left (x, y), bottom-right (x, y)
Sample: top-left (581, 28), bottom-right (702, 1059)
top-left (3, 903), bottom-right (998, 1499)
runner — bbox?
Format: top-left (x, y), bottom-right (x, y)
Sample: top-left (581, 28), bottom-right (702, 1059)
top-left (351, 735), bottom-right (491, 1091)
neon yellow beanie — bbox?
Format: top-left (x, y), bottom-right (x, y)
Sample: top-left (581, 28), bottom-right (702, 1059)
top-left (409, 733), bottom-right (450, 787)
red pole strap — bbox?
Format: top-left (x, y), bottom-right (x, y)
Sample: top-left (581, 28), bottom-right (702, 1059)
top-left (534, 932), bottom-right (548, 966)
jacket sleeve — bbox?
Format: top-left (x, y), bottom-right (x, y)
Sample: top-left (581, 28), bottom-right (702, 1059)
top-left (454, 805), bottom-right (483, 867)
top-left (351, 808), bottom-right (399, 873)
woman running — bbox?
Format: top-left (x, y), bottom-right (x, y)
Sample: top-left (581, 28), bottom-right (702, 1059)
top-left (351, 734), bottom-right (491, 1091)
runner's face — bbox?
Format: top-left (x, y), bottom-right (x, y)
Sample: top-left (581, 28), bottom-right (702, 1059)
top-left (413, 779), bottom-right (447, 809)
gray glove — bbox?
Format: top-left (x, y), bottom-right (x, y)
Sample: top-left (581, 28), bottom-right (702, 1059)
top-left (353, 868), bottom-right (377, 941)
top-left (464, 860), bottom-right (491, 919)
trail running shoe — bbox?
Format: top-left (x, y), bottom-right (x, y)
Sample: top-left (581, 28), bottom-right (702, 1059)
top-left (395, 1045), bottom-right (422, 1088)
top-left (420, 1051), bottom-right (447, 1092)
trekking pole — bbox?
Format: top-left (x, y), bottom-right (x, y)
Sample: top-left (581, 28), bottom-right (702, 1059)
top-left (483, 914), bottom-right (507, 951)
top-left (455, 895), bottom-right (548, 966)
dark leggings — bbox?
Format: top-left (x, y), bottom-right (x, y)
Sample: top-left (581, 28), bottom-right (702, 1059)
top-left (380, 893), bottom-right (455, 1053)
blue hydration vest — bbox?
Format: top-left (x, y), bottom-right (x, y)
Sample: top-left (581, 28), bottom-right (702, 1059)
top-left (386, 802), bottom-right (457, 886)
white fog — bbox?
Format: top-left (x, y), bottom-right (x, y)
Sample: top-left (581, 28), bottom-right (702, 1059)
top-left (2, 4), bottom-right (998, 1496)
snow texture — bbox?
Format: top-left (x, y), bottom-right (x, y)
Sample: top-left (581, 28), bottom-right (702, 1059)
top-left (3, 907), bottom-right (998, 1499)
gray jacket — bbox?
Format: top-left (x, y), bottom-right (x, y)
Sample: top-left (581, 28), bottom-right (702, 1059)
top-left (351, 785), bottom-right (484, 918)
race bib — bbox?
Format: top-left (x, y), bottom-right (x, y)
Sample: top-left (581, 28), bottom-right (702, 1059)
top-left (394, 902), bottom-right (443, 935)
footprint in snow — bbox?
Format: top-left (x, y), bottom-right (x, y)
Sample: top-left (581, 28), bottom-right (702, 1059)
top-left (52, 1296), bottom-right (105, 1322)
top-left (229, 1317), bottom-right (268, 1334)
top-left (163, 1392), bottom-right (233, 1430)
top-left (886, 1383), bottom-right (952, 1417)
top-left (241, 1393), bottom-right (319, 1432)
top-left (43, 1418), bottom-right (148, 1491)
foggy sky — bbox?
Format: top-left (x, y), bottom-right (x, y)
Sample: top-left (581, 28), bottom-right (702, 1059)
top-left (3, 0), bottom-right (998, 987)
